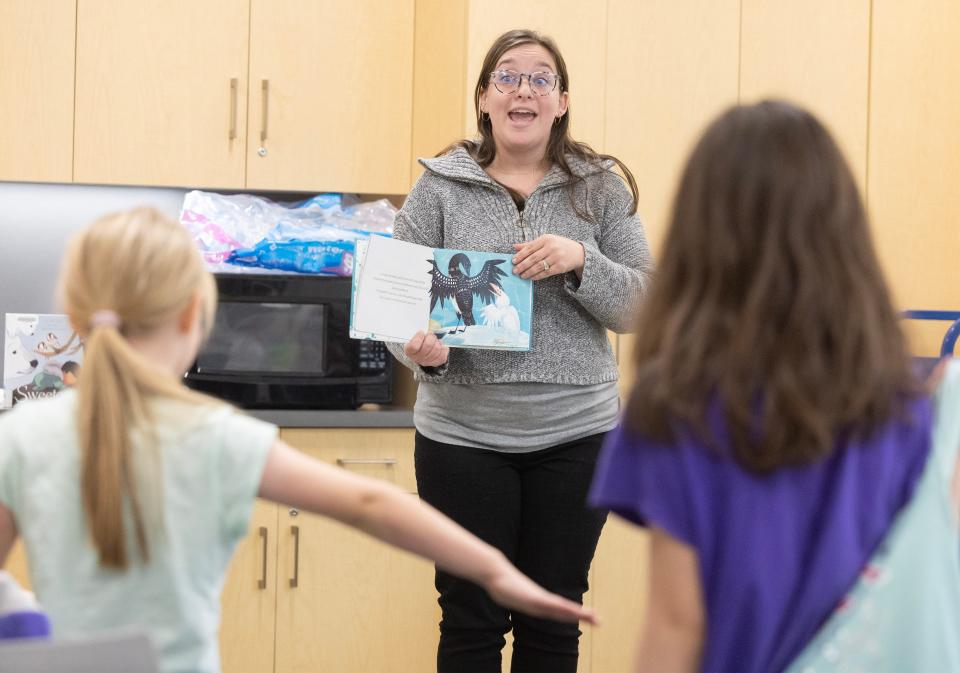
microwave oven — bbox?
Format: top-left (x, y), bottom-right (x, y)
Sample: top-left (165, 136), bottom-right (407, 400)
top-left (184, 273), bottom-right (392, 409)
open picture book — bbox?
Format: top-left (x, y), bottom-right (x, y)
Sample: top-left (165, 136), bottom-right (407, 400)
top-left (350, 236), bottom-right (532, 351)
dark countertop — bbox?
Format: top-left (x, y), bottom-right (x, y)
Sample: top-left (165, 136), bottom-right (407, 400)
top-left (0, 403), bottom-right (414, 429)
top-left (248, 406), bottom-right (414, 428)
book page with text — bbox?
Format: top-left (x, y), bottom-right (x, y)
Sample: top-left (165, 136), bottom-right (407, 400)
top-left (350, 236), bottom-right (433, 342)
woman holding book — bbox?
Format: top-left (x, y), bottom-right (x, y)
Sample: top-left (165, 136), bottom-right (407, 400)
top-left (388, 29), bottom-right (653, 673)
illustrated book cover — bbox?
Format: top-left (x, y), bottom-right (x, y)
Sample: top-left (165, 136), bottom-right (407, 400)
top-left (350, 236), bottom-right (532, 351)
top-left (3, 313), bottom-right (84, 407)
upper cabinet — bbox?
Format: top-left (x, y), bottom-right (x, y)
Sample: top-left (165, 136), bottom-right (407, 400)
top-left (0, 0), bottom-right (76, 183)
top-left (74, 0), bottom-right (250, 188)
top-left (246, 0), bottom-right (414, 194)
top-left (869, 2), bottom-right (960, 353)
top-left (71, 0), bottom-right (414, 193)
top-left (606, 0), bottom-right (740, 257)
top-left (739, 0), bottom-right (870, 189)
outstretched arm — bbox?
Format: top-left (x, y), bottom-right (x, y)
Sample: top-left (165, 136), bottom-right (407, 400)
top-left (0, 503), bottom-right (16, 568)
top-left (257, 439), bottom-right (597, 625)
top-left (634, 526), bottom-right (704, 673)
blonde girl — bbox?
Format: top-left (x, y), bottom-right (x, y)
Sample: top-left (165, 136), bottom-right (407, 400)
top-left (0, 208), bottom-right (595, 673)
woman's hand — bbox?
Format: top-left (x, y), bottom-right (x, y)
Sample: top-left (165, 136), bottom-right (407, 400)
top-left (404, 330), bottom-right (449, 367)
top-left (484, 562), bottom-right (599, 626)
top-left (513, 234), bottom-right (586, 280)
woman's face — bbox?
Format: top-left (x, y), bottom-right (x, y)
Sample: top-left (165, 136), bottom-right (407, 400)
top-left (480, 43), bottom-right (568, 159)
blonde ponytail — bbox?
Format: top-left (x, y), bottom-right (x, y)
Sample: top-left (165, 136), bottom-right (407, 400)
top-left (60, 208), bottom-right (219, 570)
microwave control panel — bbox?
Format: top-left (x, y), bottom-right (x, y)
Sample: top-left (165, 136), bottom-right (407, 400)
top-left (357, 339), bottom-right (390, 375)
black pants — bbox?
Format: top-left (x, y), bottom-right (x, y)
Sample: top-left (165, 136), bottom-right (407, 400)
top-left (415, 431), bottom-right (608, 673)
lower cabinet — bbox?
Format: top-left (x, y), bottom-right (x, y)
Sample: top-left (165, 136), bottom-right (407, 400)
top-left (220, 499), bottom-right (279, 673)
top-left (216, 426), bottom-right (649, 673)
top-left (219, 427), bottom-right (440, 673)
top-left (589, 517), bottom-right (649, 673)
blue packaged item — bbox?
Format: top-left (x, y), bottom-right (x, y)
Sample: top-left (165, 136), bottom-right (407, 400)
top-left (227, 239), bottom-right (356, 275)
top-left (291, 193), bottom-right (343, 210)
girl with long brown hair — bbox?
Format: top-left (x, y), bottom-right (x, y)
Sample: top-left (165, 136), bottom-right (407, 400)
top-left (590, 100), bottom-right (960, 672)
top-left (0, 208), bottom-right (596, 673)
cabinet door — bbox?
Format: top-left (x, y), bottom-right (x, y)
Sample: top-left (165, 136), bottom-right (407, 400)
top-left (6, 540), bottom-right (31, 591)
top-left (607, 0), bottom-right (740, 395)
top-left (74, 0), bottom-right (249, 188)
top-left (247, 0), bottom-right (415, 193)
top-left (220, 499), bottom-right (279, 673)
top-left (740, 0), bottom-right (870, 189)
top-left (590, 517), bottom-right (649, 673)
top-left (870, 2), bottom-right (960, 354)
top-left (0, 0), bottom-right (75, 182)
top-left (274, 428), bottom-right (439, 673)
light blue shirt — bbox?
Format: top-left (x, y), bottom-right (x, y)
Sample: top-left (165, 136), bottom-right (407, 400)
top-left (785, 360), bottom-right (960, 672)
top-left (0, 390), bottom-right (276, 673)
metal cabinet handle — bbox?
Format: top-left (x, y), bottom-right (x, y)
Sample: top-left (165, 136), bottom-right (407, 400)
top-left (257, 526), bottom-right (268, 589)
top-left (260, 79), bottom-right (270, 142)
top-left (336, 458), bottom-right (398, 466)
top-left (228, 78), bottom-right (238, 140)
top-left (289, 524), bottom-right (300, 588)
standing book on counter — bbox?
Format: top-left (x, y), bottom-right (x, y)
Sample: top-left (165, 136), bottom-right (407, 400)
top-left (3, 313), bottom-right (84, 408)
top-left (350, 236), bottom-right (532, 351)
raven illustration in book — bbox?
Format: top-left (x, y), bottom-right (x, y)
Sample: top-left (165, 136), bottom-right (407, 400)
top-left (429, 253), bottom-right (507, 335)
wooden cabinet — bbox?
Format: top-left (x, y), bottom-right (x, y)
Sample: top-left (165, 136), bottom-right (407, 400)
top-left (589, 518), bottom-right (648, 673)
top-left (869, 2), bottom-right (960, 355)
top-left (605, 0), bottom-right (740, 258)
top-left (246, 0), bottom-right (414, 194)
top-left (740, 0), bottom-right (870, 188)
top-left (74, 0), bottom-right (250, 188)
top-left (5, 541), bottom-right (31, 591)
top-left (218, 427), bottom-right (439, 673)
top-left (219, 500), bottom-right (278, 673)
top-left (71, 0), bottom-right (414, 192)
top-left (0, 0), bottom-right (75, 183)
top-left (274, 428), bottom-right (437, 673)
top-left (216, 426), bottom-right (650, 673)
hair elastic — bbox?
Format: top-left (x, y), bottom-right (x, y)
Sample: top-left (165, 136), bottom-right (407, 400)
top-left (90, 309), bottom-right (122, 330)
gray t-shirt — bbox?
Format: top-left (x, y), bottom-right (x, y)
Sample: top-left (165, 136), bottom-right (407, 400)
top-left (415, 380), bottom-right (619, 452)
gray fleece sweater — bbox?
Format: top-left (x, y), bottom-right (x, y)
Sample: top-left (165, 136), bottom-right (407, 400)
top-left (388, 146), bottom-right (653, 385)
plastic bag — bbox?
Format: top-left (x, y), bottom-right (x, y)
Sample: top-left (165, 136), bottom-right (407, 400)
top-left (179, 191), bottom-right (397, 275)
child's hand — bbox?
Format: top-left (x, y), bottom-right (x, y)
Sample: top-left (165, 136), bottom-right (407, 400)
top-left (484, 566), bottom-right (599, 626)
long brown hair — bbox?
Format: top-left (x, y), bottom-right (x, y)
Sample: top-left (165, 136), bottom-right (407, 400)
top-left (625, 100), bottom-right (917, 472)
top-left (59, 207), bottom-right (218, 569)
top-left (445, 28), bottom-right (639, 219)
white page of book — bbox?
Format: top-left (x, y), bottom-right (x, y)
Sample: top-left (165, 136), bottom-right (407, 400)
top-left (351, 236), bottom-right (433, 342)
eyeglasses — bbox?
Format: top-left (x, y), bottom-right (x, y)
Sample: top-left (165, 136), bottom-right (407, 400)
top-left (489, 69), bottom-right (561, 96)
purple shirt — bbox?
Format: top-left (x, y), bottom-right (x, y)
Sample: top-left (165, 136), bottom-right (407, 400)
top-left (589, 397), bottom-right (932, 673)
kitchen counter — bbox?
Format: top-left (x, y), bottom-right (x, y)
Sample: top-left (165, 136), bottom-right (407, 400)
top-left (0, 403), bottom-right (414, 428)
top-left (248, 406), bottom-right (414, 428)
